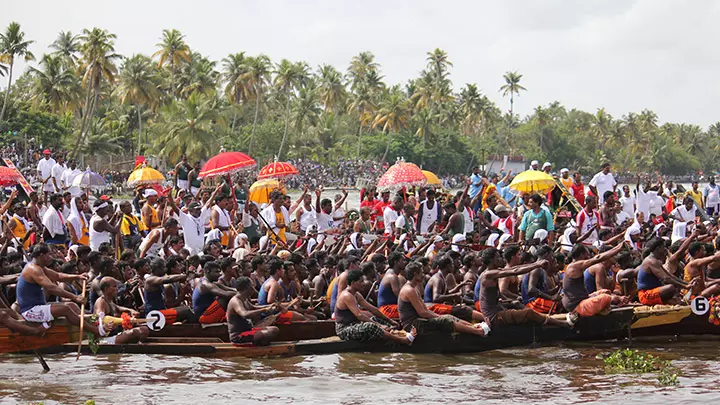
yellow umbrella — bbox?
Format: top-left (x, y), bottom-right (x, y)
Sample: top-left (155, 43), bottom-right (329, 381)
top-left (126, 166), bottom-right (166, 187)
top-left (508, 170), bottom-right (556, 195)
top-left (422, 170), bottom-right (442, 187)
top-left (248, 179), bottom-right (286, 205)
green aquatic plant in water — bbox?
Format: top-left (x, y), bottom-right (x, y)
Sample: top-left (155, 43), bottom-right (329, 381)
top-left (87, 314), bottom-right (100, 354)
top-left (601, 349), bottom-right (679, 386)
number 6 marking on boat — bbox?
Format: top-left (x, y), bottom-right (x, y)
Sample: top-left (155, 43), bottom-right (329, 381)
top-left (146, 311), bottom-right (166, 331)
top-left (691, 296), bottom-right (709, 315)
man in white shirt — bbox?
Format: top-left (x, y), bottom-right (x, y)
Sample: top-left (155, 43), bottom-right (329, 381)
top-left (575, 195), bottom-right (599, 246)
top-left (61, 159), bottom-right (83, 197)
top-left (383, 196), bottom-right (403, 236)
top-left (36, 149), bottom-right (56, 204)
top-left (588, 163), bottom-right (617, 204)
top-left (669, 196), bottom-right (697, 244)
top-left (331, 191), bottom-right (349, 228)
top-left (314, 189), bottom-right (341, 243)
top-left (42, 192), bottom-right (68, 246)
top-left (617, 185), bottom-right (635, 218)
top-left (50, 154), bottom-right (67, 193)
top-left (704, 176), bottom-right (720, 216)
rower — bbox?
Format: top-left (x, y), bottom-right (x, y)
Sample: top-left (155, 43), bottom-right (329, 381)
top-left (681, 242), bottom-right (720, 299)
top-left (279, 261), bottom-right (318, 320)
top-left (562, 243), bottom-right (624, 324)
top-left (399, 262), bottom-right (486, 337)
top-left (249, 256), bottom-right (268, 295)
top-left (377, 252), bottom-right (407, 319)
top-left (499, 246), bottom-right (523, 303)
top-left (328, 256), bottom-right (360, 314)
top-left (138, 218), bottom-right (180, 258)
top-left (94, 277), bottom-right (150, 344)
top-left (143, 258), bottom-right (194, 323)
top-left (424, 255), bottom-right (484, 322)
top-left (88, 257), bottom-right (115, 313)
top-left (478, 248), bottom-right (570, 328)
top-left (636, 238), bottom-right (696, 306)
top-left (192, 261), bottom-right (237, 324)
top-left (16, 243), bottom-right (107, 336)
top-left (583, 245), bottom-right (618, 294)
top-left (257, 259), bottom-right (308, 323)
top-left (226, 277), bottom-right (280, 346)
top-left (521, 246), bottom-right (562, 314)
top-left (335, 269), bottom-right (414, 345)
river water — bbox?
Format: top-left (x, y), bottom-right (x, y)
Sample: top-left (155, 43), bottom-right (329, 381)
top-left (2, 339), bottom-right (719, 404)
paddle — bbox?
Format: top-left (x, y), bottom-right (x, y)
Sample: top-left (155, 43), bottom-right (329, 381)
top-left (75, 279), bottom-right (87, 361)
top-left (0, 290), bottom-right (49, 372)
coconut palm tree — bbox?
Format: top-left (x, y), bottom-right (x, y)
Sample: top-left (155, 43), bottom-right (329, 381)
top-left (591, 108), bottom-right (612, 152)
top-left (347, 51), bottom-right (379, 90)
top-left (317, 64), bottom-right (346, 114)
top-left (28, 54), bottom-right (81, 113)
top-left (221, 52), bottom-right (249, 133)
top-left (177, 52), bottom-right (217, 98)
top-left (0, 22), bottom-right (35, 122)
top-left (274, 59), bottom-right (310, 159)
top-left (72, 27), bottom-right (121, 159)
top-left (499, 71), bottom-right (526, 116)
top-left (153, 29), bottom-right (191, 99)
top-left (243, 54), bottom-right (271, 154)
top-left (50, 31), bottom-right (81, 68)
top-left (373, 88), bottom-right (410, 162)
top-left (153, 92), bottom-right (226, 162)
top-left (347, 84), bottom-right (376, 157)
top-left (292, 81), bottom-right (322, 152)
top-left (115, 54), bottom-right (160, 154)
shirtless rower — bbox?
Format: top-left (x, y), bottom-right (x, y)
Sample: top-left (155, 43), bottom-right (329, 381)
top-left (94, 277), bottom-right (150, 344)
top-left (563, 243), bottom-right (624, 324)
top-left (477, 248), bottom-right (570, 328)
top-left (399, 262), bottom-right (486, 337)
top-left (583, 245), bottom-right (618, 294)
top-left (16, 243), bottom-right (107, 336)
top-left (425, 255), bottom-right (486, 322)
top-left (335, 269), bottom-right (415, 345)
top-left (226, 277), bottom-right (281, 346)
top-left (636, 238), bottom-right (696, 306)
top-left (328, 256), bottom-right (360, 314)
top-left (192, 261), bottom-right (238, 324)
top-left (257, 259), bottom-right (308, 323)
top-left (682, 242), bottom-right (720, 298)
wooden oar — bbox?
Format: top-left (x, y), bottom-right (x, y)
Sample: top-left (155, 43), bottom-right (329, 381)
top-left (0, 290), bottom-right (49, 372)
top-left (75, 279), bottom-right (87, 361)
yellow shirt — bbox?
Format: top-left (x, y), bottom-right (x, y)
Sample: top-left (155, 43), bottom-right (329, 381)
top-left (688, 190), bottom-right (704, 209)
top-left (120, 214), bottom-right (147, 237)
top-left (143, 204), bottom-right (159, 230)
top-left (561, 177), bottom-right (573, 189)
top-left (273, 211), bottom-right (286, 243)
top-left (77, 215), bottom-right (89, 246)
top-left (11, 217), bottom-right (32, 250)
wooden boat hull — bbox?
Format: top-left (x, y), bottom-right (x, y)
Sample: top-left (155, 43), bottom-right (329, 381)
top-left (41, 308), bottom-right (635, 358)
top-left (0, 321), bottom-right (81, 354)
top-left (149, 320), bottom-right (337, 342)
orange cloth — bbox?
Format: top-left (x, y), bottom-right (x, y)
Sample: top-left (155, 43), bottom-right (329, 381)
top-left (157, 308), bottom-right (178, 324)
top-left (526, 297), bottom-right (556, 314)
top-left (638, 287), bottom-right (665, 306)
top-left (379, 304), bottom-right (399, 319)
top-left (274, 311), bottom-right (293, 325)
top-left (427, 303), bottom-right (453, 315)
top-left (198, 299), bottom-right (227, 324)
top-left (574, 291), bottom-right (612, 317)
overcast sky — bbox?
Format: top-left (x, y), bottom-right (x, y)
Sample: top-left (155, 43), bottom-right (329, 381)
top-left (4, 0), bottom-right (720, 127)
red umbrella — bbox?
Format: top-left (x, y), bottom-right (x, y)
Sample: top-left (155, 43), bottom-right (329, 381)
top-left (257, 161), bottom-right (299, 180)
top-left (0, 166), bottom-right (20, 187)
top-left (198, 152), bottom-right (256, 179)
top-left (376, 160), bottom-right (427, 192)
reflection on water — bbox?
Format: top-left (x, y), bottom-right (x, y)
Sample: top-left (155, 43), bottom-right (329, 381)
top-left (2, 340), bottom-right (720, 404)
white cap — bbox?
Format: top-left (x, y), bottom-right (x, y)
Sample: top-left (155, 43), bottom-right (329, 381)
top-left (433, 235), bottom-right (444, 244)
top-left (451, 233), bottom-right (466, 252)
top-left (560, 168), bottom-right (569, 174)
top-left (530, 160), bottom-right (539, 166)
top-left (497, 233), bottom-right (512, 250)
top-left (542, 162), bottom-right (552, 169)
top-left (533, 229), bottom-right (548, 241)
top-left (144, 189), bottom-right (158, 198)
top-left (486, 233), bottom-right (500, 247)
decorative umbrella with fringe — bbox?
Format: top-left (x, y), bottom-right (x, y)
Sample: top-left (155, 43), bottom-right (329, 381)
top-left (376, 159), bottom-right (426, 192)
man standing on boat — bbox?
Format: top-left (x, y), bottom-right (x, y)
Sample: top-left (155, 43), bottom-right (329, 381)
top-left (174, 155), bottom-right (191, 194)
top-left (17, 243), bottom-right (108, 336)
top-left (589, 163), bottom-right (617, 205)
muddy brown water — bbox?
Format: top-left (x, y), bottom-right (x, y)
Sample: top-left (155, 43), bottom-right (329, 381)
top-left (2, 339), bottom-right (720, 404)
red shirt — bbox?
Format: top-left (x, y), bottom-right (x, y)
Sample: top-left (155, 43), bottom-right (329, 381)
top-left (373, 200), bottom-right (392, 227)
top-left (570, 182), bottom-right (585, 207)
top-left (361, 199), bottom-right (378, 220)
